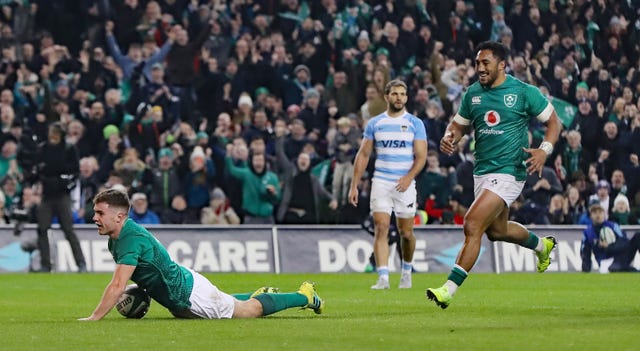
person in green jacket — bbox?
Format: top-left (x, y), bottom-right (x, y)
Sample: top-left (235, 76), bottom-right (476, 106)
top-left (225, 145), bottom-right (281, 224)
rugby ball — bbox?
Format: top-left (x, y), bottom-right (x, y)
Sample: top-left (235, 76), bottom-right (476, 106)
top-left (599, 226), bottom-right (617, 245)
top-left (116, 284), bottom-right (151, 319)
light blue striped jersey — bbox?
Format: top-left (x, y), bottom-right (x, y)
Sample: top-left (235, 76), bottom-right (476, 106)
top-left (363, 112), bottom-right (427, 183)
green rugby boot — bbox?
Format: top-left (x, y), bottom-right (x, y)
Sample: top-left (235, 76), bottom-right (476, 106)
top-left (426, 285), bottom-right (452, 309)
top-left (536, 236), bottom-right (557, 273)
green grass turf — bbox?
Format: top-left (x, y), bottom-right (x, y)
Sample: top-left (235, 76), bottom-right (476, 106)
top-left (1, 272), bottom-right (639, 351)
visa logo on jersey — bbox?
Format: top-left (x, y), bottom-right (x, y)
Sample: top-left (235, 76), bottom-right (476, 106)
top-left (376, 140), bottom-right (407, 148)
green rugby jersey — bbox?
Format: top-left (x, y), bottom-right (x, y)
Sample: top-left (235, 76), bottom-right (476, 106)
top-left (456, 75), bottom-right (552, 181)
top-left (108, 218), bottom-right (194, 311)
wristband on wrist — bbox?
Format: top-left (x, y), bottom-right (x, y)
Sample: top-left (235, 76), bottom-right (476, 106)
top-left (539, 141), bottom-right (553, 156)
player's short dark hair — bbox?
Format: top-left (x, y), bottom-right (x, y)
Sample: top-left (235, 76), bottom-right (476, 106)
top-left (93, 188), bottom-right (131, 212)
top-left (384, 79), bottom-right (408, 95)
top-left (476, 41), bottom-right (508, 62)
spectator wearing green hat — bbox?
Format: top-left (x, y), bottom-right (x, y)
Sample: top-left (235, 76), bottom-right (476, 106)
top-left (102, 124), bottom-right (119, 140)
top-left (254, 87), bottom-right (270, 109)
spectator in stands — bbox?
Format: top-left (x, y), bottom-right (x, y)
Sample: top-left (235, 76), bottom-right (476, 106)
top-left (419, 150), bottom-right (454, 222)
top-left (284, 64), bottom-right (312, 108)
top-left (1, 174), bottom-right (19, 211)
top-left (143, 147), bottom-right (182, 222)
top-left (329, 117), bottom-right (360, 207)
top-left (610, 193), bottom-right (636, 225)
top-left (225, 144), bottom-right (280, 224)
top-left (548, 193), bottom-right (568, 225)
top-left (97, 129), bottom-right (123, 183)
top-left (165, 18), bottom-right (212, 123)
top-left (104, 20), bottom-right (174, 81)
top-left (568, 98), bottom-right (602, 164)
top-left (561, 130), bottom-right (590, 178)
top-left (129, 192), bottom-right (161, 224)
top-left (275, 128), bottom-right (337, 224)
top-left (589, 180), bottom-right (612, 220)
top-left (202, 18), bottom-right (232, 69)
top-left (565, 184), bottom-right (587, 225)
top-left (0, 138), bottom-right (19, 181)
top-left (522, 165), bottom-right (564, 223)
top-left (285, 103), bottom-right (301, 122)
top-left (77, 156), bottom-right (101, 224)
top-left (242, 108), bottom-right (272, 146)
top-left (609, 169), bottom-right (628, 204)
top-left (113, 147), bottom-right (146, 190)
top-left (234, 92), bottom-right (254, 128)
top-left (182, 146), bottom-right (215, 223)
top-left (297, 88), bottom-right (329, 145)
top-left (283, 118), bottom-right (308, 160)
top-left (200, 187), bottom-right (240, 225)
top-left (142, 63), bottom-right (178, 123)
top-left (597, 121), bottom-right (624, 181)
top-left (129, 103), bottom-right (171, 156)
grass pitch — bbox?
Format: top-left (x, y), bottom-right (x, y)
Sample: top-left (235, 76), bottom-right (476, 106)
top-left (1, 272), bottom-right (638, 351)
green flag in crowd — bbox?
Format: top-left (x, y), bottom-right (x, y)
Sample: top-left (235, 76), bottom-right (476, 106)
top-left (548, 97), bottom-right (577, 129)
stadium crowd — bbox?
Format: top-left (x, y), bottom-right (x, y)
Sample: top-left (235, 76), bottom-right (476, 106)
top-left (1, 0), bottom-right (639, 228)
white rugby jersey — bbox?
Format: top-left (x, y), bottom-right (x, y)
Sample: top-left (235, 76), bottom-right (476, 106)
top-left (363, 112), bottom-right (427, 183)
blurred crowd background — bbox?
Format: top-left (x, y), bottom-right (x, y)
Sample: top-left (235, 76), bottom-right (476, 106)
top-left (1, 0), bottom-right (639, 228)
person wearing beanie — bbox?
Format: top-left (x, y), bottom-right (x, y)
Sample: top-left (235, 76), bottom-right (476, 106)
top-left (610, 193), bottom-right (636, 225)
top-left (183, 146), bottom-right (216, 222)
top-left (283, 64), bottom-right (312, 108)
top-left (102, 124), bottom-right (120, 140)
top-left (235, 92), bottom-right (254, 128)
top-left (128, 192), bottom-right (161, 224)
top-left (200, 187), bottom-right (240, 225)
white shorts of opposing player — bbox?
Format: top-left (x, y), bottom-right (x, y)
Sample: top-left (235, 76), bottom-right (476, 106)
top-left (370, 179), bottom-right (417, 218)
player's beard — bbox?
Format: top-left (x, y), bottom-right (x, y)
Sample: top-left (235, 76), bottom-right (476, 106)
top-left (388, 101), bottom-right (405, 114)
top-left (478, 69), bottom-right (498, 88)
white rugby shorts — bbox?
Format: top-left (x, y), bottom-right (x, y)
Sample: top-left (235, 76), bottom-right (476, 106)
top-left (370, 179), bottom-right (417, 218)
top-left (473, 173), bottom-right (525, 207)
top-left (186, 269), bottom-right (235, 319)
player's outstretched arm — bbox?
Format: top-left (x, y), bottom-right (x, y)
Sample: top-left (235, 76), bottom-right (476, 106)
top-left (79, 264), bottom-right (136, 321)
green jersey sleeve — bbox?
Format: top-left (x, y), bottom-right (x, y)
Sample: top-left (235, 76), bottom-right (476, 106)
top-left (524, 83), bottom-right (552, 121)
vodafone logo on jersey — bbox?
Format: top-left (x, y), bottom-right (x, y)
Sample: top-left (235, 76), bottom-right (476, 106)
top-left (483, 110), bottom-right (501, 127)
